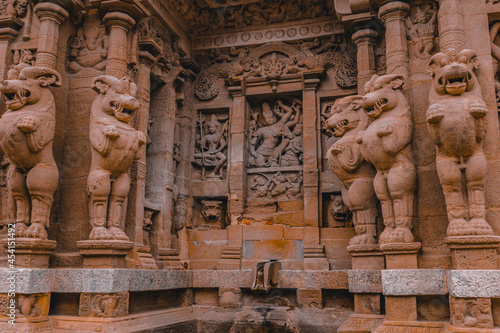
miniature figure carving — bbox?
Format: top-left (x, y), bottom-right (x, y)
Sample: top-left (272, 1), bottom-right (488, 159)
top-left (143, 208), bottom-right (154, 246)
top-left (451, 298), bottom-right (493, 328)
top-left (326, 96), bottom-right (378, 244)
top-left (87, 76), bottom-right (144, 241)
top-left (326, 194), bottom-right (352, 228)
top-left (0, 66), bottom-right (62, 239)
top-left (357, 75), bottom-right (417, 244)
top-left (427, 49), bottom-right (493, 236)
top-left (249, 100), bottom-right (302, 168)
top-left (201, 200), bottom-right (224, 229)
top-left (68, 11), bottom-right (109, 74)
top-left (249, 172), bottom-right (302, 200)
top-left (193, 113), bottom-right (228, 179)
top-left (406, 2), bottom-right (438, 58)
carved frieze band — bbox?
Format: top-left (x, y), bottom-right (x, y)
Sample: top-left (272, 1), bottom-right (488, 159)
top-left (192, 19), bottom-right (344, 51)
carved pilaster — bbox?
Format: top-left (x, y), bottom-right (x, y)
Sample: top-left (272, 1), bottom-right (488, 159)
top-left (103, 12), bottom-right (135, 79)
top-left (437, 0), bottom-right (465, 53)
top-left (378, 1), bottom-right (410, 76)
top-left (34, 2), bottom-right (68, 69)
top-left (352, 28), bottom-right (378, 94)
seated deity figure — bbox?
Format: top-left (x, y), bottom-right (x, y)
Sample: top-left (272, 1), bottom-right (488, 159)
top-left (249, 100), bottom-right (297, 167)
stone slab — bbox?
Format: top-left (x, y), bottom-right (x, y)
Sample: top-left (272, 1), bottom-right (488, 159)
top-left (129, 269), bottom-right (192, 291)
top-left (192, 270), bottom-right (253, 288)
top-left (348, 270), bottom-right (382, 293)
top-left (278, 270), bottom-right (348, 289)
top-left (382, 269), bottom-right (447, 296)
top-left (0, 268), bottom-right (52, 294)
top-left (448, 270), bottom-right (500, 298)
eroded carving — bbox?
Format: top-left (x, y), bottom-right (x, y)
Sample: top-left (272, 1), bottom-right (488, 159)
top-left (357, 75), bottom-right (416, 244)
top-left (0, 67), bottom-right (62, 239)
top-left (450, 297), bottom-right (493, 328)
top-left (249, 172), bottom-right (303, 200)
top-left (427, 49), bottom-right (493, 236)
top-left (326, 194), bottom-right (352, 228)
top-left (68, 10), bottom-right (109, 74)
top-left (326, 96), bottom-right (378, 244)
top-left (87, 76), bottom-right (144, 241)
top-left (79, 292), bottom-right (129, 317)
top-left (193, 112), bottom-right (228, 180)
top-left (407, 1), bottom-right (438, 59)
top-left (200, 200), bottom-right (225, 229)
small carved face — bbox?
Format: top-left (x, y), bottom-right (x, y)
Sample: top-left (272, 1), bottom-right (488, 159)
top-left (362, 74), bottom-right (405, 118)
top-left (428, 50), bottom-right (479, 96)
top-left (326, 95), bottom-right (364, 137)
top-left (0, 67), bottom-right (62, 110)
top-left (293, 123), bottom-right (303, 136)
top-left (92, 76), bottom-right (140, 123)
top-left (330, 195), bottom-right (350, 221)
top-left (201, 200), bottom-right (223, 223)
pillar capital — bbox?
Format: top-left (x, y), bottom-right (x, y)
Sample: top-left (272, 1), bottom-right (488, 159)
top-left (103, 12), bottom-right (135, 31)
top-left (352, 28), bottom-right (379, 47)
top-left (378, 1), bottom-right (410, 22)
top-left (34, 2), bottom-right (69, 25)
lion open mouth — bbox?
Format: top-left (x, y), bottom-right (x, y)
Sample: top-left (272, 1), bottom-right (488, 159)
top-left (2, 89), bottom-right (30, 110)
top-left (109, 101), bottom-right (137, 123)
top-left (442, 70), bottom-right (471, 95)
top-left (363, 98), bottom-right (388, 118)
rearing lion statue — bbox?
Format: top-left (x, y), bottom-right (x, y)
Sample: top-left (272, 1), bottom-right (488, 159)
top-left (427, 49), bottom-right (492, 236)
top-left (325, 95), bottom-right (378, 245)
top-left (87, 75), bottom-right (145, 241)
top-left (0, 66), bottom-right (61, 239)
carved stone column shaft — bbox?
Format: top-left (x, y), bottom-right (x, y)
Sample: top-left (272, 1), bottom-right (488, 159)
top-left (353, 28), bottom-right (378, 94)
top-left (34, 2), bottom-right (68, 69)
top-left (437, 0), bottom-right (466, 53)
top-left (379, 1), bottom-right (410, 77)
top-left (104, 12), bottom-right (135, 79)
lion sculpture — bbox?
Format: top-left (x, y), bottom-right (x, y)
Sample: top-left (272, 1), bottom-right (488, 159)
top-left (0, 66), bottom-right (61, 239)
top-left (357, 74), bottom-right (417, 244)
top-left (87, 75), bottom-right (145, 241)
top-left (427, 49), bottom-right (492, 236)
top-left (326, 95), bottom-right (378, 245)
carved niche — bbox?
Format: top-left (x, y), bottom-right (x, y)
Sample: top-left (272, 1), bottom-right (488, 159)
top-left (194, 40), bottom-right (357, 100)
top-left (79, 292), bottom-right (129, 317)
top-left (357, 75), bottom-right (417, 244)
top-left (427, 49), bottom-right (493, 237)
top-left (193, 110), bottom-right (228, 180)
top-left (323, 193), bottom-right (352, 228)
top-left (0, 67), bottom-right (62, 239)
top-left (189, 198), bottom-right (227, 230)
top-left (87, 76), bottom-right (145, 241)
top-left (68, 10), bottom-right (109, 74)
top-left (406, 1), bottom-right (438, 59)
top-left (325, 96), bottom-right (378, 245)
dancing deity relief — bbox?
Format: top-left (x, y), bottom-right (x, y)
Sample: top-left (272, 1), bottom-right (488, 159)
top-left (249, 99), bottom-right (303, 168)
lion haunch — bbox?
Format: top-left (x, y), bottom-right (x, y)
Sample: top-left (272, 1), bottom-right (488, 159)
top-left (0, 66), bottom-right (62, 239)
top-left (87, 75), bottom-right (145, 241)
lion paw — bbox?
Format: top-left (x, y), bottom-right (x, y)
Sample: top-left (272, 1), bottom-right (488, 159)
top-left (330, 142), bottom-right (344, 155)
top-left (379, 227), bottom-right (394, 244)
top-left (356, 131), bottom-right (365, 144)
top-left (447, 219), bottom-right (470, 236)
top-left (387, 227), bottom-right (414, 243)
top-left (23, 223), bottom-right (48, 239)
top-left (349, 234), bottom-right (376, 246)
top-left (103, 125), bottom-right (120, 139)
top-left (470, 103), bottom-right (488, 118)
top-left (137, 131), bottom-right (147, 146)
top-left (15, 223), bottom-right (28, 237)
top-left (17, 116), bottom-right (38, 133)
top-left (89, 227), bottom-right (112, 240)
top-left (469, 218), bottom-right (494, 236)
top-left (377, 123), bottom-right (393, 137)
top-left (427, 105), bottom-right (445, 123)
top-left (108, 227), bottom-right (129, 241)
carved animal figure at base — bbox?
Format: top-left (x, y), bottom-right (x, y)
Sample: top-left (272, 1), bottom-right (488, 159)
top-left (427, 49), bottom-right (492, 236)
top-left (326, 95), bottom-right (378, 245)
top-left (357, 74), bottom-right (417, 244)
top-left (88, 76), bottom-right (144, 241)
top-left (0, 67), bottom-right (62, 239)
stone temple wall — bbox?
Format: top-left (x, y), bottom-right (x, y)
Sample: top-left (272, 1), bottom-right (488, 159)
top-left (0, 0), bottom-right (498, 332)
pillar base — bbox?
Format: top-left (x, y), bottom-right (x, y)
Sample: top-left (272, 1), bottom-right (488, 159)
top-left (348, 244), bottom-right (384, 270)
top-left (338, 313), bottom-right (384, 333)
top-left (77, 240), bottom-right (133, 268)
top-left (136, 246), bottom-right (158, 269)
top-left (3, 238), bottom-right (56, 268)
top-left (445, 236), bottom-right (500, 269)
top-left (216, 246), bottom-right (242, 270)
top-left (158, 248), bottom-right (183, 269)
top-left (304, 244), bottom-right (329, 270)
top-left (380, 242), bottom-right (421, 269)
top-left (373, 321), bottom-right (448, 333)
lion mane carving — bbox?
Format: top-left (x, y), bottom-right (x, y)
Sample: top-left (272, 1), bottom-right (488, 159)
top-left (87, 75), bottom-right (145, 241)
top-left (357, 74), bottom-right (417, 244)
top-left (0, 66), bottom-right (62, 239)
top-left (427, 49), bottom-right (493, 236)
top-left (325, 95), bottom-right (378, 245)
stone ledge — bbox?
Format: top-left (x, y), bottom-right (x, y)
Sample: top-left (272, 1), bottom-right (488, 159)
top-left (382, 269), bottom-right (447, 296)
top-left (192, 270), bottom-right (253, 288)
top-left (448, 270), bottom-right (500, 298)
top-left (348, 270), bottom-right (382, 293)
top-left (278, 270), bottom-right (348, 289)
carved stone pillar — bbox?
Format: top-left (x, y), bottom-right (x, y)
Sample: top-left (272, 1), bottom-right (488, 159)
top-left (34, 2), bottom-right (68, 69)
top-left (103, 12), bottom-right (135, 79)
top-left (437, 0), bottom-right (465, 53)
top-left (378, 1), bottom-right (410, 76)
top-left (352, 28), bottom-right (378, 94)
